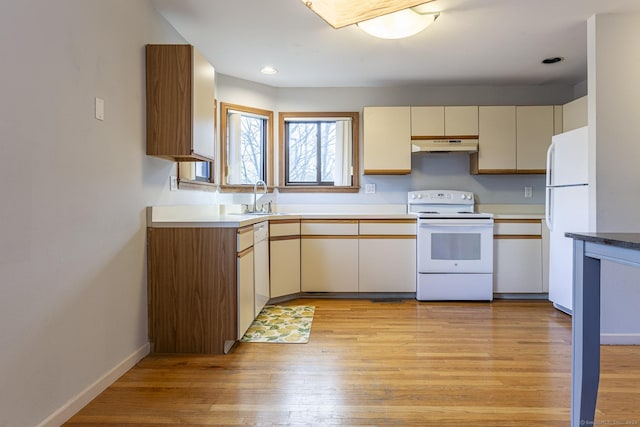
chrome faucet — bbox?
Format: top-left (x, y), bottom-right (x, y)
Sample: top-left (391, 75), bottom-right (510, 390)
top-left (253, 179), bottom-right (267, 212)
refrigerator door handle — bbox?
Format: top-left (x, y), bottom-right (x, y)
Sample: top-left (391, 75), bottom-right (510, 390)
top-left (546, 140), bottom-right (555, 187)
top-left (545, 186), bottom-right (553, 231)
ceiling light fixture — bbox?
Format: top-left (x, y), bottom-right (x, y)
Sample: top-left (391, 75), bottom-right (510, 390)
top-left (357, 8), bottom-right (439, 39)
top-left (301, 0), bottom-right (435, 29)
top-left (260, 66), bottom-right (278, 75)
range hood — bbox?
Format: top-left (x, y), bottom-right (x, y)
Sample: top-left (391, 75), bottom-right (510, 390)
top-left (411, 138), bottom-right (478, 153)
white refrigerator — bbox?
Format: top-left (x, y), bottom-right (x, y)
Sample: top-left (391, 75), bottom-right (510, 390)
top-left (545, 126), bottom-right (590, 314)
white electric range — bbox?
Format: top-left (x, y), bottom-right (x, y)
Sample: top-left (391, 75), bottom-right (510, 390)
top-left (408, 190), bottom-right (494, 301)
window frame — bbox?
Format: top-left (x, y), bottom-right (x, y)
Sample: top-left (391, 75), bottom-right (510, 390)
top-left (219, 102), bottom-right (274, 193)
top-left (278, 112), bottom-right (360, 193)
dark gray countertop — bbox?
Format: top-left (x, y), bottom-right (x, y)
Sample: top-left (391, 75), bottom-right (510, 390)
top-left (565, 232), bottom-right (640, 250)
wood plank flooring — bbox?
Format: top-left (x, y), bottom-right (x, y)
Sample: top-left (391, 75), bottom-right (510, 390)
top-left (65, 299), bottom-right (640, 426)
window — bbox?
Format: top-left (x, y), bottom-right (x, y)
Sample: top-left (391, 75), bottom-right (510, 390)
top-left (279, 112), bottom-right (359, 192)
top-left (220, 103), bottom-right (273, 191)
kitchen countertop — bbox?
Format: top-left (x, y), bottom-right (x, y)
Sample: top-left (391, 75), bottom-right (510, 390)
top-left (147, 206), bottom-right (417, 228)
top-left (565, 232), bottom-right (640, 250)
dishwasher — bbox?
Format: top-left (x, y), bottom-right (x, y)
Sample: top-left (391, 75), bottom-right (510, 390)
top-left (253, 222), bottom-right (270, 316)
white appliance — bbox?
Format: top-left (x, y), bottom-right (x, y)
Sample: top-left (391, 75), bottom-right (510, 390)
top-left (253, 222), bottom-right (270, 316)
top-left (545, 126), bottom-right (590, 314)
top-left (409, 190), bottom-right (494, 301)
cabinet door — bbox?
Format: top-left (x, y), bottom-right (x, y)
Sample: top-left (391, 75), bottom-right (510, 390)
top-left (191, 46), bottom-right (216, 160)
top-left (411, 106), bottom-right (444, 136)
top-left (359, 237), bottom-right (416, 292)
top-left (237, 248), bottom-right (254, 340)
top-left (145, 44), bottom-right (215, 162)
top-left (516, 106), bottom-right (554, 172)
top-left (270, 238), bottom-right (301, 298)
top-left (562, 95), bottom-right (588, 132)
top-left (363, 107), bottom-right (411, 175)
top-left (301, 237), bottom-right (358, 292)
top-left (477, 106), bottom-right (516, 172)
top-left (445, 106), bottom-right (478, 136)
top-left (494, 238), bottom-right (543, 293)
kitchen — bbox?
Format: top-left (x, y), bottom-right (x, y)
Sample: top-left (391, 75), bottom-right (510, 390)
top-left (2, 1), bottom-right (640, 426)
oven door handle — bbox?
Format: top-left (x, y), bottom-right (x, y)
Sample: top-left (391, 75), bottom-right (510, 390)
top-left (419, 220), bottom-right (493, 227)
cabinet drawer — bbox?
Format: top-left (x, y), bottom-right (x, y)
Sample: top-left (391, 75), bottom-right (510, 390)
top-left (494, 219), bottom-right (541, 236)
top-left (270, 220), bottom-right (300, 237)
top-left (359, 220), bottom-right (416, 235)
top-left (301, 220), bottom-right (359, 236)
top-left (237, 225), bottom-right (254, 251)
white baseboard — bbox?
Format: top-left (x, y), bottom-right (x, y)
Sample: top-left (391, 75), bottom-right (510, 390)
top-left (36, 342), bottom-right (150, 427)
top-left (601, 333), bottom-right (640, 345)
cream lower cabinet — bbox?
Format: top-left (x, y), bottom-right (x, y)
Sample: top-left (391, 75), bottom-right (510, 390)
top-left (237, 225), bottom-right (254, 340)
top-left (493, 219), bottom-right (543, 293)
top-left (270, 220), bottom-right (301, 298)
top-left (358, 220), bottom-right (416, 292)
top-left (301, 220), bottom-right (359, 292)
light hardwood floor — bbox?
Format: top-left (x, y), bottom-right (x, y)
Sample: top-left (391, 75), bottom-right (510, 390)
top-left (65, 299), bottom-right (640, 426)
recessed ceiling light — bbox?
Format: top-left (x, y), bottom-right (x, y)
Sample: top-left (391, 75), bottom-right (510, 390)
top-left (542, 57), bottom-right (564, 64)
top-left (260, 66), bottom-right (278, 75)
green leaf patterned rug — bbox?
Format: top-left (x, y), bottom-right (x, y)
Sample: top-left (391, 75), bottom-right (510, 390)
top-left (240, 305), bottom-right (315, 343)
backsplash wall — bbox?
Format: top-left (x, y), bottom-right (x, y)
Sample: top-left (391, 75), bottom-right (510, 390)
top-left (217, 74), bottom-right (572, 206)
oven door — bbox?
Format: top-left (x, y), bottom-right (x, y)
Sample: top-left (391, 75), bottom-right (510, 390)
top-left (417, 219), bottom-right (493, 273)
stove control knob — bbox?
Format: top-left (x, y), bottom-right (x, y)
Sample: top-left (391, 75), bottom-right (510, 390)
top-left (417, 194), bottom-right (422, 199)
top-left (411, 194), bottom-right (416, 199)
top-left (461, 194), bottom-right (467, 200)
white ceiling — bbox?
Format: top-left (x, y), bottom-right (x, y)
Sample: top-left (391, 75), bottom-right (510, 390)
top-left (151, 0), bottom-right (640, 88)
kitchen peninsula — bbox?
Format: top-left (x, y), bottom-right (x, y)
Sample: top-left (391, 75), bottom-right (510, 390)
top-left (566, 233), bottom-right (640, 427)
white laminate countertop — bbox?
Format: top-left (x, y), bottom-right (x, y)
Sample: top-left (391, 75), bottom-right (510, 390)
top-left (147, 206), bottom-right (417, 228)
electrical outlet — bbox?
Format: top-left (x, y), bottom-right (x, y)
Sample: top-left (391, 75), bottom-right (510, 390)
top-left (365, 184), bottom-right (376, 194)
top-left (170, 176), bottom-right (178, 191)
top-left (95, 97), bottom-right (104, 121)
top-left (524, 186), bottom-right (532, 198)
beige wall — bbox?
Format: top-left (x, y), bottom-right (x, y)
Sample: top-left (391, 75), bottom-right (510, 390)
top-left (0, 1), bottom-right (216, 425)
top-left (588, 13), bottom-right (640, 342)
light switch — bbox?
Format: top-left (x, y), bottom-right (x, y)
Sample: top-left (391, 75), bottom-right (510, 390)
top-left (95, 97), bottom-right (104, 121)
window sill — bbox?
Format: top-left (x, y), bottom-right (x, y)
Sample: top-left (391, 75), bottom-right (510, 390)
top-left (178, 179), bottom-right (217, 192)
top-left (277, 186), bottom-right (360, 193)
top-left (219, 185), bottom-right (275, 193)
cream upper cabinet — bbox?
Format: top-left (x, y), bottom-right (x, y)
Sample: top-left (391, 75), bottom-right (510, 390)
top-left (474, 106), bottom-right (517, 172)
top-left (563, 95), bottom-right (588, 132)
top-left (411, 106), bottom-right (444, 136)
top-left (445, 106), bottom-right (479, 135)
top-left (363, 106), bottom-right (411, 175)
top-left (554, 105), bottom-right (563, 135)
top-left (516, 106), bottom-right (554, 172)
top-left (411, 106), bottom-right (478, 136)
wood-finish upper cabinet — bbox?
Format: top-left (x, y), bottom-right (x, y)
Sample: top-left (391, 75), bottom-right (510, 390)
top-left (146, 44), bottom-right (216, 162)
top-left (363, 106), bottom-right (411, 175)
top-left (472, 106), bottom-right (517, 173)
top-left (516, 106), bottom-right (554, 172)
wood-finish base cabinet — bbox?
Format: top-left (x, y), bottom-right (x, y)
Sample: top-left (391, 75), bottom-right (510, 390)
top-left (270, 220), bottom-right (301, 298)
top-left (358, 220), bottom-right (416, 292)
top-left (301, 220), bottom-right (359, 292)
top-left (493, 219), bottom-right (544, 294)
top-left (147, 227), bottom-right (237, 354)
